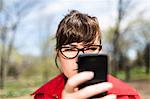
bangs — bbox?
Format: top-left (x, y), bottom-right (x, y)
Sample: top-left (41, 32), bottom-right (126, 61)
top-left (56, 10), bottom-right (101, 49)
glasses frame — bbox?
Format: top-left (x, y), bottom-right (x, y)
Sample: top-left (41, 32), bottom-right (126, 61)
top-left (59, 45), bottom-right (102, 59)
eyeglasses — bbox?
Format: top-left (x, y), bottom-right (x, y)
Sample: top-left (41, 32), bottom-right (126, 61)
top-left (59, 45), bottom-right (102, 59)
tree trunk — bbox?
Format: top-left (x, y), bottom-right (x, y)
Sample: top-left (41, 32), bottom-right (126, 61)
top-left (0, 41), bottom-right (6, 89)
top-left (125, 65), bottom-right (130, 82)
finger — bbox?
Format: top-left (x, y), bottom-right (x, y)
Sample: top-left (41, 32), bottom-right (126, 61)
top-left (64, 71), bottom-right (94, 93)
top-left (101, 94), bottom-right (116, 99)
top-left (75, 82), bottom-right (113, 98)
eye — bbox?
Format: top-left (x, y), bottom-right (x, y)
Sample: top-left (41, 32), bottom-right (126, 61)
top-left (84, 45), bottom-right (101, 52)
top-left (89, 47), bottom-right (97, 50)
top-left (61, 48), bottom-right (77, 52)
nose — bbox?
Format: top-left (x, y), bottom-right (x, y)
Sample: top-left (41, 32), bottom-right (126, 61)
top-left (78, 48), bottom-right (85, 56)
top-left (78, 51), bottom-right (84, 55)
top-left (76, 50), bottom-right (84, 63)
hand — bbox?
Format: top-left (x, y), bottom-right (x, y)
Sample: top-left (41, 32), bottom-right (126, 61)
top-left (62, 71), bottom-right (116, 99)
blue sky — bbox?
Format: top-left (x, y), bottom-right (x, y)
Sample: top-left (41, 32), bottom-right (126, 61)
top-left (14, 0), bottom-right (118, 55)
top-left (2, 0), bottom-right (149, 59)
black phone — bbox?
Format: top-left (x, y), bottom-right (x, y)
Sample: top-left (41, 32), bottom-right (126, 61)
top-left (77, 54), bottom-right (108, 98)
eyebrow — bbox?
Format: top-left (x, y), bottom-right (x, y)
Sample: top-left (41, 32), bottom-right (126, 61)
top-left (68, 44), bottom-right (92, 47)
top-left (62, 43), bottom-right (99, 48)
top-left (62, 44), bottom-right (77, 47)
top-left (70, 44), bottom-right (78, 46)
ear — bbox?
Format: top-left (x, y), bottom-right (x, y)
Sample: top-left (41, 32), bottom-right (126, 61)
top-left (54, 49), bottom-right (60, 58)
top-left (54, 48), bottom-right (58, 54)
top-left (55, 50), bottom-right (63, 73)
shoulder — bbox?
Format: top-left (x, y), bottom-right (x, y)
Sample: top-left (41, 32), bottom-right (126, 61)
top-left (108, 75), bottom-right (141, 98)
top-left (31, 73), bottom-right (65, 98)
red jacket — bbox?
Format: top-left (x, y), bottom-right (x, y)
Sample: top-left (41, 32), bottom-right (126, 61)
top-left (31, 74), bottom-right (140, 99)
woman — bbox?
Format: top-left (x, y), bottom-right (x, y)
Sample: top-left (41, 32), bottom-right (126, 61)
top-left (32, 10), bottom-right (140, 99)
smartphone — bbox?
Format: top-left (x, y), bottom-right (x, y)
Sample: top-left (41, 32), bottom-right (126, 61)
top-left (77, 54), bottom-right (108, 98)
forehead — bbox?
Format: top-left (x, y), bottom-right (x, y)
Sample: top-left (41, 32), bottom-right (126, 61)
top-left (62, 38), bottom-right (100, 47)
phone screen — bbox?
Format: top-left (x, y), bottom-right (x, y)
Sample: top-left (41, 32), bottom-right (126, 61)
top-left (77, 54), bottom-right (108, 98)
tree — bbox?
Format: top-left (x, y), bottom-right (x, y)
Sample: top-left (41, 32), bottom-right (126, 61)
top-left (125, 18), bottom-right (150, 74)
top-left (105, 0), bottom-right (149, 80)
top-left (36, 15), bottom-right (57, 82)
top-left (0, 0), bottom-right (38, 89)
top-left (111, 0), bottom-right (133, 76)
top-left (144, 43), bottom-right (150, 74)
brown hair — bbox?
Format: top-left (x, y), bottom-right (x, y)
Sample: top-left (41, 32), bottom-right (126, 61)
top-left (56, 10), bottom-right (102, 49)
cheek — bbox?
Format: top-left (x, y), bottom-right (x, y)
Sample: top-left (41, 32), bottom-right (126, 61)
top-left (59, 57), bottom-right (78, 78)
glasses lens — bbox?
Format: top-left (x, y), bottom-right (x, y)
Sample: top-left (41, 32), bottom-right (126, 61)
top-left (60, 45), bottom-right (102, 59)
top-left (60, 47), bottom-right (78, 58)
top-left (84, 45), bottom-right (101, 54)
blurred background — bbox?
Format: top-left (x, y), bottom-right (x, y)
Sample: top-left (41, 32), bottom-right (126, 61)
top-left (0, 0), bottom-right (149, 98)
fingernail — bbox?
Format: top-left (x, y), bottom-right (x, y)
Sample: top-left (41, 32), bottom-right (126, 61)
top-left (84, 71), bottom-right (94, 77)
top-left (98, 82), bottom-right (113, 89)
top-left (88, 71), bottom-right (94, 76)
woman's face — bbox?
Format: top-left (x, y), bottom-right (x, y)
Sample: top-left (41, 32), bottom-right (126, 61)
top-left (58, 39), bottom-right (101, 78)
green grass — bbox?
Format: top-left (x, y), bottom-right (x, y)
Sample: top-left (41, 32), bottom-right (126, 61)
top-left (0, 74), bottom-right (58, 98)
top-left (0, 79), bottom-right (43, 98)
top-left (117, 66), bottom-right (150, 81)
top-left (2, 88), bottom-right (32, 97)
top-left (1, 66), bottom-right (149, 98)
